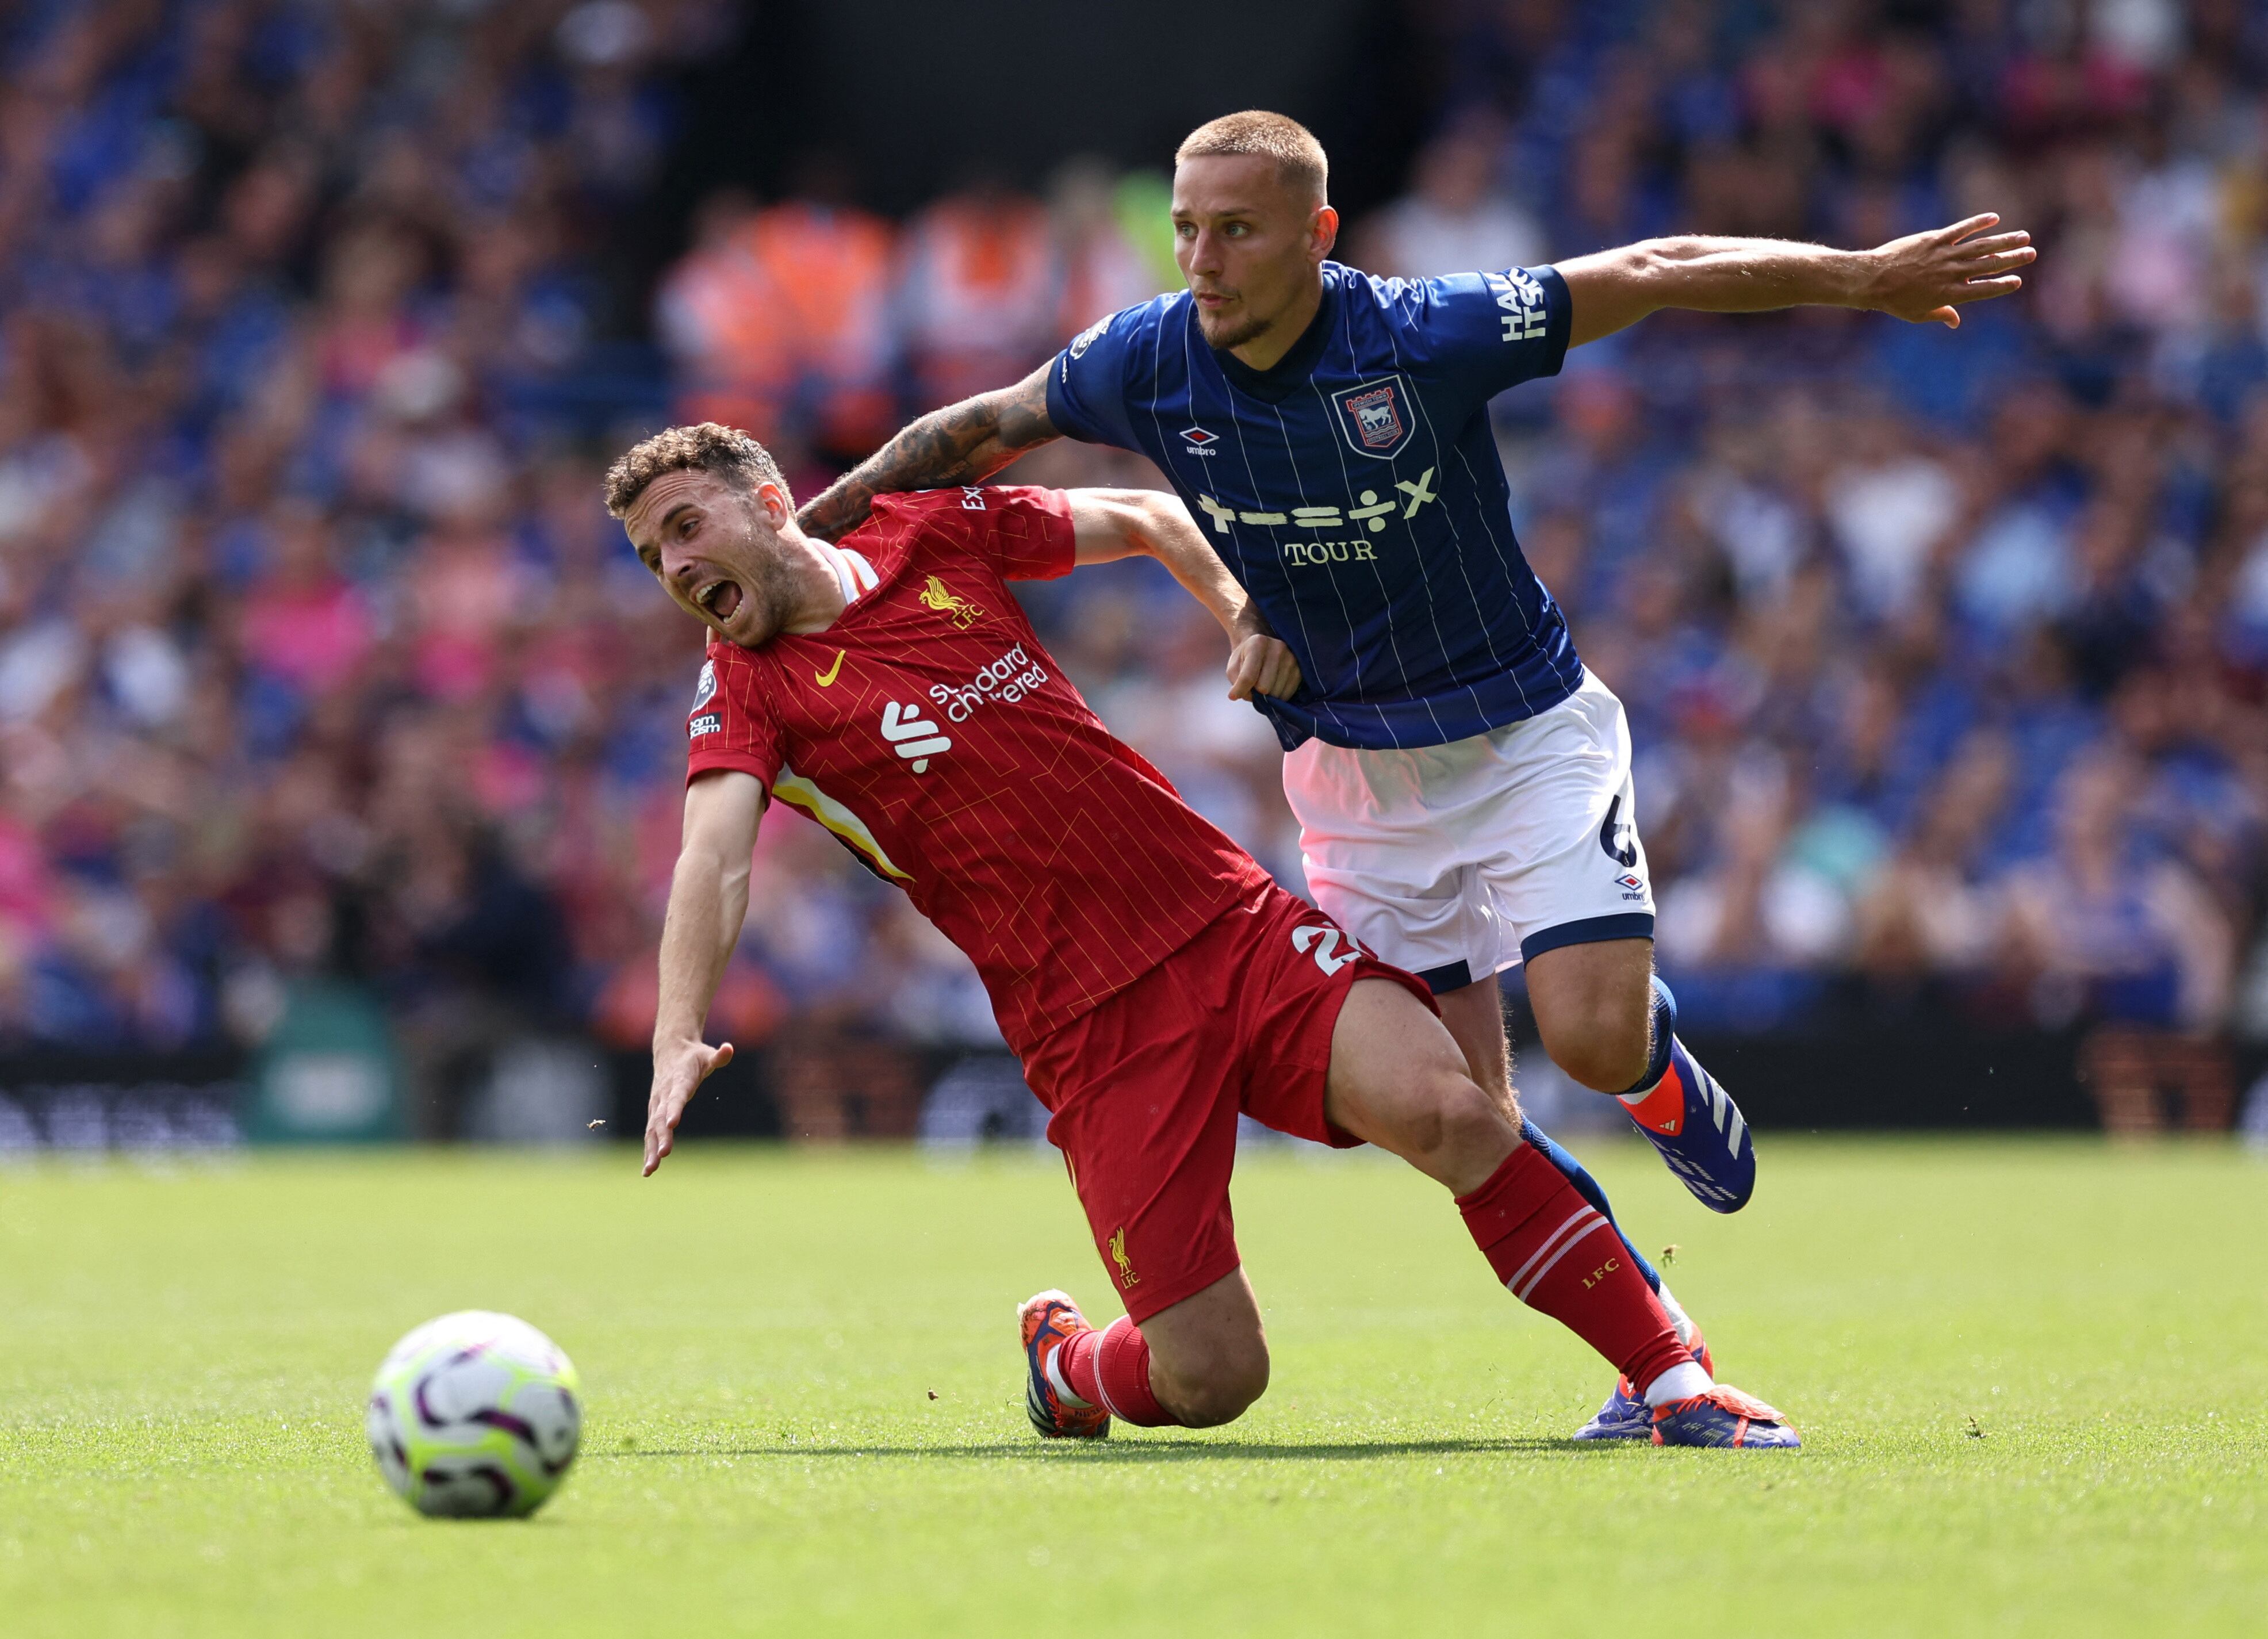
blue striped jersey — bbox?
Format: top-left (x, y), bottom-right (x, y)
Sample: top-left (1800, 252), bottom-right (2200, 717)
top-left (1046, 260), bottom-right (1583, 751)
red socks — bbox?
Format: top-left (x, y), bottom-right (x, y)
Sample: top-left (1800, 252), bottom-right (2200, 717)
top-left (1059, 1316), bottom-right (1178, 1427)
top-left (1055, 1146), bottom-right (1684, 1423)
top-left (1457, 1144), bottom-right (1691, 1396)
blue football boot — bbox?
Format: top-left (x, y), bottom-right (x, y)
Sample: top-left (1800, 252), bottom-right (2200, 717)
top-left (1651, 1386), bottom-right (1801, 1449)
top-left (1573, 1328), bottom-right (1715, 1441)
top-left (1616, 978), bottom-right (1756, 1213)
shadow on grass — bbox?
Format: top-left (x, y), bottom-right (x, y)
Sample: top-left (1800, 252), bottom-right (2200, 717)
top-left (595, 1437), bottom-right (1616, 1464)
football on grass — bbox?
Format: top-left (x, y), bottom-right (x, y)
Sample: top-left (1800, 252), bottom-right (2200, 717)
top-left (366, 1311), bottom-right (582, 1518)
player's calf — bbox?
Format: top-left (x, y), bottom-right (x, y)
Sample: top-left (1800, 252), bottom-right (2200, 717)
top-left (1324, 983), bottom-right (1712, 1399)
top-left (1139, 1267), bottom-right (1270, 1427)
top-left (1529, 947), bottom-right (1757, 1212)
top-left (1027, 1271), bottom-right (1269, 1434)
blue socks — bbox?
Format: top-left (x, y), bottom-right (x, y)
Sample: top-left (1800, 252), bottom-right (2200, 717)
top-left (1610, 975), bottom-right (1679, 1100)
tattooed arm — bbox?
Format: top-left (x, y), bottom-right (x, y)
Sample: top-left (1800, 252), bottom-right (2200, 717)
top-left (795, 362), bottom-right (1061, 541)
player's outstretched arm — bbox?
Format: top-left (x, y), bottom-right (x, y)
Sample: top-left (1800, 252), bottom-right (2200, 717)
top-left (645, 769), bottom-right (765, 1176)
top-left (795, 363), bottom-right (1060, 541)
top-left (1557, 213), bottom-right (2035, 347)
top-left (1064, 488), bottom-right (1301, 701)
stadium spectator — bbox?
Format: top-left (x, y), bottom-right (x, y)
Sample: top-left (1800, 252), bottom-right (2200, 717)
top-left (1350, 115), bottom-right (1543, 278)
top-left (895, 177), bottom-right (1060, 408)
top-left (656, 162), bottom-right (899, 459)
top-left (1048, 156), bottom-right (1166, 337)
top-left (2000, 751), bottom-right (2236, 1132)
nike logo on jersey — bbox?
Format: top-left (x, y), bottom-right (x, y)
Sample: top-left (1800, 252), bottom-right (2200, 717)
top-left (814, 649), bottom-right (845, 687)
top-left (880, 702), bottom-right (952, 772)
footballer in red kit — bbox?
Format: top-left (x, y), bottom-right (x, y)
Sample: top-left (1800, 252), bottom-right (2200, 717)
top-left (608, 422), bottom-right (1798, 1448)
top-left (683, 479), bottom-right (1278, 1056)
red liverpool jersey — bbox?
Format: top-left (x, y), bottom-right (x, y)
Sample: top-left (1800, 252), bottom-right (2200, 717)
top-left (685, 486), bottom-right (1270, 1051)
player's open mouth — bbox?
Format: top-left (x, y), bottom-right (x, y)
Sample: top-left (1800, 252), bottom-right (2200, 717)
top-left (694, 578), bottom-right (742, 621)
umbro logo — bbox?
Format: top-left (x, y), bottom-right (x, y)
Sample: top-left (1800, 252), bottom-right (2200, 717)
top-left (1615, 873), bottom-right (1643, 892)
top-left (1178, 426), bottom-right (1219, 456)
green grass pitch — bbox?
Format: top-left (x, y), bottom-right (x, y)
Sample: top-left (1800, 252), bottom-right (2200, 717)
top-left (2, 1136), bottom-right (2263, 1637)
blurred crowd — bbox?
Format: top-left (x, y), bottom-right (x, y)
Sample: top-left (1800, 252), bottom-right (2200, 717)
top-left (1394, 0), bottom-right (2268, 1131)
top-left (0, 0), bottom-right (729, 1119)
top-left (8, 0), bottom-right (2268, 1136)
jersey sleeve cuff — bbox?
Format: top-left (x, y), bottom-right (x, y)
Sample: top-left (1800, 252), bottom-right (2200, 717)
top-left (686, 749), bottom-right (776, 790)
top-left (1536, 264), bottom-right (1574, 379)
top-left (984, 485), bottom-right (1077, 580)
top-left (1044, 357), bottom-right (1104, 446)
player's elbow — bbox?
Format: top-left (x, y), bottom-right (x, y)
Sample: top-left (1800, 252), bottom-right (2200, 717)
top-left (1565, 242), bottom-right (1680, 344)
top-left (1631, 235), bottom-right (1718, 274)
top-left (1117, 488), bottom-right (1193, 547)
top-left (1071, 488), bottom-right (1185, 565)
top-left (1132, 488), bottom-right (1191, 523)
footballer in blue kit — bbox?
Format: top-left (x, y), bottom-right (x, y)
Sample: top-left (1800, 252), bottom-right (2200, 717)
top-left (1044, 256), bottom-right (1584, 756)
top-left (800, 110), bottom-right (2032, 1440)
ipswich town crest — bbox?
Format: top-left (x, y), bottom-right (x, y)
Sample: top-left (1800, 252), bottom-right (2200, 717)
top-left (1335, 377), bottom-right (1413, 458)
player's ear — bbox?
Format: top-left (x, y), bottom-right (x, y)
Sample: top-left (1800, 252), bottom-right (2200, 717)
top-left (1311, 204), bottom-right (1339, 260)
top-left (752, 479), bottom-right (794, 531)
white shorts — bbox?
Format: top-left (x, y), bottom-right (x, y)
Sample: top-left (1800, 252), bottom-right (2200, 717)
top-left (1282, 669), bottom-right (1654, 994)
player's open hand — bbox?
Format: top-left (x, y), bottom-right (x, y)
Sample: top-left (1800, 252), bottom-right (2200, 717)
top-left (1863, 214), bottom-right (2035, 328)
top-left (1227, 632), bottom-right (1301, 701)
top-left (643, 1037), bottom-right (734, 1175)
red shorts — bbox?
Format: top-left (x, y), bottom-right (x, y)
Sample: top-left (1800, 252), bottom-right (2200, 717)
top-left (1018, 882), bottom-right (1436, 1324)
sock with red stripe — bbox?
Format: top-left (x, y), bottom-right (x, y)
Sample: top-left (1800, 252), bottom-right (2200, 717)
top-left (1457, 1143), bottom-right (1695, 1396)
top-left (1519, 1116), bottom-right (1663, 1292)
top-left (1058, 1316), bottom-right (1181, 1427)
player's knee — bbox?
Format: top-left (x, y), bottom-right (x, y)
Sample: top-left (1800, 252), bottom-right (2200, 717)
top-left (1545, 1008), bottom-right (1653, 1093)
top-left (1164, 1334), bottom-right (1270, 1427)
top-left (1177, 1349), bottom-right (1269, 1427)
top-left (1428, 1074), bottom-right (1511, 1166)
top-left (1395, 1059), bottom-right (1503, 1144)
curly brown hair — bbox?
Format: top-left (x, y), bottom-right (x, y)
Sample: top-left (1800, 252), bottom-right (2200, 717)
top-left (602, 422), bottom-right (790, 519)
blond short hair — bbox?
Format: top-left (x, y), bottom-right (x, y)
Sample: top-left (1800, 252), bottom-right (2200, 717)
top-left (1175, 110), bottom-right (1328, 203)
top-left (603, 422), bottom-right (788, 518)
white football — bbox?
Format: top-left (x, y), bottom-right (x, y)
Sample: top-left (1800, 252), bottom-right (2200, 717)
top-left (365, 1311), bottom-right (582, 1518)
